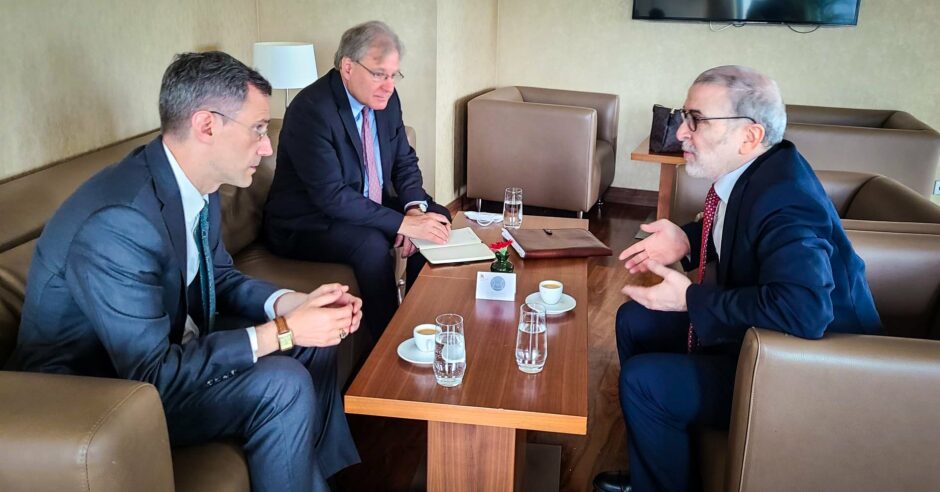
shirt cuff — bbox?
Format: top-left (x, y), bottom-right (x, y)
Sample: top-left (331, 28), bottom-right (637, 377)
top-left (404, 200), bottom-right (428, 212)
top-left (264, 288), bottom-right (294, 319)
top-left (245, 327), bottom-right (259, 363)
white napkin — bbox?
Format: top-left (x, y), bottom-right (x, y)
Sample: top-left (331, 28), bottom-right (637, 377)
top-left (464, 211), bottom-right (503, 226)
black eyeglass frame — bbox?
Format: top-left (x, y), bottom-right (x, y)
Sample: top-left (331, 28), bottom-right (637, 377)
top-left (680, 109), bottom-right (757, 132)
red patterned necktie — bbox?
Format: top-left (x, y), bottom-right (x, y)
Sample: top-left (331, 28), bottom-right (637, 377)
top-left (689, 185), bottom-right (720, 353)
top-left (360, 107), bottom-right (382, 204)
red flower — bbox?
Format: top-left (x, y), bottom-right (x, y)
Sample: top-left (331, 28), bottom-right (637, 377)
top-left (489, 239), bottom-right (513, 252)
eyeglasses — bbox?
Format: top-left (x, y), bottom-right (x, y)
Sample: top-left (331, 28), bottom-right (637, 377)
top-left (209, 110), bottom-right (269, 141)
top-left (680, 109), bottom-right (757, 132)
top-left (354, 60), bottom-right (404, 83)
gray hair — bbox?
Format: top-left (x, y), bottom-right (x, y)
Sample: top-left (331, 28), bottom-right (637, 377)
top-left (694, 65), bottom-right (787, 146)
top-left (159, 51), bottom-right (272, 138)
top-left (333, 20), bottom-right (404, 70)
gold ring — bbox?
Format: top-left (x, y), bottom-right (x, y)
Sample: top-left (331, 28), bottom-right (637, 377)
top-left (339, 329), bottom-right (348, 340)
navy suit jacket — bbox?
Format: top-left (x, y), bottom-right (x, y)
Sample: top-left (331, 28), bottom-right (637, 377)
top-left (263, 69), bottom-right (430, 238)
top-left (681, 140), bottom-right (881, 346)
top-left (11, 137), bottom-right (278, 403)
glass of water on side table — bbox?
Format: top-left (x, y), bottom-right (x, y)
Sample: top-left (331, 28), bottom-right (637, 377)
top-left (516, 303), bottom-right (547, 373)
top-left (503, 187), bottom-right (523, 229)
top-left (433, 314), bottom-right (466, 387)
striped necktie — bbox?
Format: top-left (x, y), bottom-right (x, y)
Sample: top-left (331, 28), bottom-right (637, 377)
top-left (194, 202), bottom-right (216, 333)
top-left (361, 107), bottom-right (382, 204)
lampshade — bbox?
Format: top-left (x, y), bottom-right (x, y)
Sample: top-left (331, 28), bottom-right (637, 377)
top-left (252, 42), bottom-right (318, 90)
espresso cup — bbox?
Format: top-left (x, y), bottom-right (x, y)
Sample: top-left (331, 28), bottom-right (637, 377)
top-left (413, 324), bottom-right (440, 352)
top-left (539, 280), bottom-right (564, 305)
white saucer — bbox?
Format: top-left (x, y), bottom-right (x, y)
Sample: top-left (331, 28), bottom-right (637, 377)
top-left (525, 292), bottom-right (577, 314)
top-left (397, 339), bottom-right (435, 365)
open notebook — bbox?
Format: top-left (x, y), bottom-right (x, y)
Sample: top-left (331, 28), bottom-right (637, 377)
top-left (412, 227), bottom-right (496, 265)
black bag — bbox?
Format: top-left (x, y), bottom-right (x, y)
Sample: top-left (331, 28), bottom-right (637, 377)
top-left (648, 104), bottom-right (683, 153)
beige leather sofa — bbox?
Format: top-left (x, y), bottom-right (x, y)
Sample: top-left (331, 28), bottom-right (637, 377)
top-left (0, 119), bottom-right (389, 490)
top-left (785, 105), bottom-right (940, 197)
top-left (467, 86), bottom-right (619, 217)
top-left (700, 225), bottom-right (940, 491)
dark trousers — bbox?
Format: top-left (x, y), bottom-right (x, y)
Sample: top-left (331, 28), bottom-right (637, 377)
top-left (266, 201), bottom-right (451, 339)
top-left (163, 344), bottom-right (359, 492)
top-left (615, 301), bottom-right (738, 492)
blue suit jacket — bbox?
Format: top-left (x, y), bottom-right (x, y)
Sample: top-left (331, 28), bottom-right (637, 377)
top-left (11, 137), bottom-right (278, 402)
top-left (682, 140), bottom-right (881, 346)
top-left (263, 69), bottom-right (431, 237)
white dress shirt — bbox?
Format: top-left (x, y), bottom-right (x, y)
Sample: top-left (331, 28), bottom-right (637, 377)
top-left (163, 144), bottom-right (290, 361)
top-left (710, 158), bottom-right (756, 260)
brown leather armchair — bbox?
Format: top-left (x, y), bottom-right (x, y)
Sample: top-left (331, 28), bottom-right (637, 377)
top-left (785, 105), bottom-right (940, 197)
top-left (467, 86), bottom-right (619, 217)
top-left (699, 227), bottom-right (940, 491)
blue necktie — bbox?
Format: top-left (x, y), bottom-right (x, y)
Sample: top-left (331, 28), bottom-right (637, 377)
top-left (195, 202), bottom-right (216, 332)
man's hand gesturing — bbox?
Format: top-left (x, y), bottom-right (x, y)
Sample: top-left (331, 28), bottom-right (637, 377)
top-left (618, 219), bottom-right (690, 274)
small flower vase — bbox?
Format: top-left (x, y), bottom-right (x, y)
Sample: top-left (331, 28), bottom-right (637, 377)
top-left (490, 250), bottom-right (514, 273)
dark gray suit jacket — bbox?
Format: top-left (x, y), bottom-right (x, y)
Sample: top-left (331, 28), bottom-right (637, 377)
top-left (11, 137), bottom-right (278, 403)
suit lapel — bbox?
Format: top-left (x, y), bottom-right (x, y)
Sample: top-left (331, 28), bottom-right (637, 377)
top-left (144, 137), bottom-right (187, 285)
top-left (717, 147), bottom-right (776, 284)
top-left (329, 69), bottom-right (365, 171)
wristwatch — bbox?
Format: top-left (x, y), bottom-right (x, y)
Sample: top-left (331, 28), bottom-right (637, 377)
top-left (274, 316), bottom-right (294, 352)
top-left (406, 202), bottom-right (428, 213)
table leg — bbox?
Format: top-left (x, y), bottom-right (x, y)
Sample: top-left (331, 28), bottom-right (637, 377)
top-left (657, 163), bottom-right (677, 220)
top-left (427, 421), bottom-right (526, 491)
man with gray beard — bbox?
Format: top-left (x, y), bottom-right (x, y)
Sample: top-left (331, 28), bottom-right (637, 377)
top-left (593, 66), bottom-right (881, 492)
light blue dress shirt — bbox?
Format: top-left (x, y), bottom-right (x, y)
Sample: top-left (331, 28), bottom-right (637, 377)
top-left (711, 158), bottom-right (756, 259)
top-left (344, 87), bottom-right (384, 196)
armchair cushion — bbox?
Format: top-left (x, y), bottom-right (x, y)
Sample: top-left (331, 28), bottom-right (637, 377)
top-left (467, 86), bottom-right (619, 213)
top-left (0, 372), bottom-right (174, 491)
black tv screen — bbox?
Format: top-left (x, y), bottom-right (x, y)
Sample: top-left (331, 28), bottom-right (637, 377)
top-left (633, 0), bottom-right (860, 26)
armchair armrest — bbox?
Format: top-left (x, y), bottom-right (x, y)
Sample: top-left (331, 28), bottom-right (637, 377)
top-left (467, 98), bottom-right (598, 211)
top-left (726, 329), bottom-right (940, 492)
top-left (0, 371), bottom-right (174, 491)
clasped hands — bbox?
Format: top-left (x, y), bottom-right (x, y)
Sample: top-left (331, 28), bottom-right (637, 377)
top-left (619, 219), bottom-right (693, 312)
top-left (395, 208), bottom-right (451, 258)
top-left (274, 284), bottom-right (363, 347)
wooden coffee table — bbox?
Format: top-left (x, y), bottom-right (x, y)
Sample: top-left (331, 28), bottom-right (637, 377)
top-left (344, 213), bottom-right (590, 491)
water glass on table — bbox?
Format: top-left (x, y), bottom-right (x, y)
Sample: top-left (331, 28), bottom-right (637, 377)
top-left (433, 313), bottom-right (466, 387)
top-left (516, 303), bottom-right (547, 373)
top-left (503, 187), bottom-right (523, 229)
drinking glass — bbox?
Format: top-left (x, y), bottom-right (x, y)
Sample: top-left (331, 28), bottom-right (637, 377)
top-left (515, 303), bottom-right (547, 373)
top-left (503, 187), bottom-right (523, 229)
top-left (433, 313), bottom-right (466, 387)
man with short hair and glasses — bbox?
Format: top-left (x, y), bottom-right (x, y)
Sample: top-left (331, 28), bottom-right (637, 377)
top-left (11, 51), bottom-right (361, 491)
top-left (592, 66), bottom-right (881, 492)
top-left (264, 20), bottom-right (451, 339)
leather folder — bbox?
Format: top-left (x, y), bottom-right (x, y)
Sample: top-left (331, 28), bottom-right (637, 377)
top-left (502, 228), bottom-right (612, 259)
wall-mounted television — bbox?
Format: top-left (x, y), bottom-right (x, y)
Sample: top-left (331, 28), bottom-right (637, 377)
top-left (633, 0), bottom-right (861, 26)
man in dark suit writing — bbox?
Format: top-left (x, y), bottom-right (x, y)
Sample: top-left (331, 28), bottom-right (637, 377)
top-left (593, 66), bottom-right (881, 492)
top-left (12, 51), bottom-right (360, 491)
top-left (264, 21), bottom-right (451, 338)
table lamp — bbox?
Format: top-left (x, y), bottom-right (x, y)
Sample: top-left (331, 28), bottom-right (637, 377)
top-left (252, 42), bottom-right (319, 111)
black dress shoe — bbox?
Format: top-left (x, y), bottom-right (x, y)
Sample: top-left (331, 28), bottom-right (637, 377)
top-left (593, 470), bottom-right (632, 492)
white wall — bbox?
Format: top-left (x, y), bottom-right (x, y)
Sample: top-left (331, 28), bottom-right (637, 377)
top-left (0, 0), bottom-right (257, 180)
top-left (495, 0), bottom-right (940, 201)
